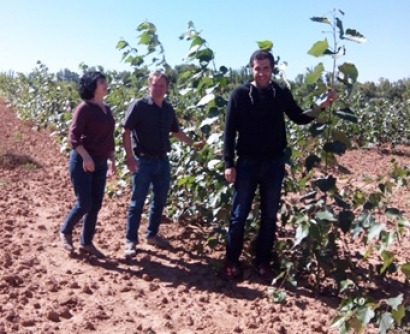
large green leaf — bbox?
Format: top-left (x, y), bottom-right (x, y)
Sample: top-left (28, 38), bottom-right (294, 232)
top-left (392, 305), bottom-right (405, 326)
top-left (139, 32), bottom-right (153, 45)
top-left (304, 63), bottom-right (325, 84)
top-left (334, 108), bottom-right (358, 123)
top-left (386, 294), bottom-right (403, 310)
top-left (257, 40), bottom-right (273, 51)
top-left (137, 21), bottom-right (156, 32)
top-left (307, 39), bottom-right (329, 57)
top-left (190, 36), bottom-right (206, 48)
top-left (343, 29), bottom-right (367, 43)
top-left (310, 17), bottom-right (330, 24)
top-left (338, 62), bottom-right (359, 84)
top-left (196, 48), bottom-right (214, 63)
top-left (116, 40), bottom-right (129, 50)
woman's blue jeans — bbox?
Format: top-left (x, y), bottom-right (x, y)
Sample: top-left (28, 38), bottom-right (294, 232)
top-left (125, 156), bottom-right (170, 243)
top-left (60, 150), bottom-right (107, 246)
top-left (226, 156), bottom-right (285, 265)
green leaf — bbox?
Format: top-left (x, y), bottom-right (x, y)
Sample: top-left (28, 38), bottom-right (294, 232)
top-left (385, 208), bottom-right (402, 218)
top-left (270, 288), bottom-right (287, 303)
top-left (257, 40), bottom-right (273, 51)
top-left (379, 312), bottom-right (394, 334)
top-left (207, 159), bottom-right (221, 170)
top-left (294, 222), bottom-right (310, 246)
top-left (137, 21), bottom-right (156, 32)
top-left (190, 35), bottom-right (206, 48)
top-left (314, 176), bottom-right (337, 192)
top-left (310, 17), bottom-right (331, 24)
top-left (336, 17), bottom-right (344, 38)
top-left (138, 32), bottom-right (153, 45)
top-left (334, 108), bottom-right (358, 123)
top-left (380, 250), bottom-right (394, 274)
top-left (304, 63), bottom-right (325, 84)
top-left (386, 294), bottom-right (403, 311)
top-left (300, 190), bottom-right (317, 201)
top-left (357, 306), bottom-right (375, 326)
top-left (197, 94), bottom-right (215, 107)
top-left (400, 263), bottom-right (410, 280)
top-left (307, 39), bottom-right (329, 57)
top-left (199, 117), bottom-right (219, 129)
top-left (332, 130), bottom-right (352, 148)
top-left (343, 29), bottom-right (367, 43)
top-left (129, 56), bottom-right (144, 66)
top-left (340, 279), bottom-right (356, 293)
top-left (392, 305), bottom-right (405, 326)
top-left (368, 222), bottom-right (385, 241)
top-left (338, 62), bottom-right (359, 84)
top-left (116, 40), bottom-right (129, 50)
top-left (309, 122), bottom-right (327, 137)
top-left (315, 210), bottom-right (337, 222)
top-left (196, 48), bottom-right (214, 64)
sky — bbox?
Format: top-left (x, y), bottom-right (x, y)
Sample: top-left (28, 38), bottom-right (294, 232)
top-left (1, 0), bottom-right (409, 83)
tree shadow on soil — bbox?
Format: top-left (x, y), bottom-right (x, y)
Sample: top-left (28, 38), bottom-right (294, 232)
top-left (67, 243), bottom-right (265, 301)
top-left (0, 152), bottom-right (41, 169)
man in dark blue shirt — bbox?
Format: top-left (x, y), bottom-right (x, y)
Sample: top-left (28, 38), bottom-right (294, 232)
top-left (123, 71), bottom-right (200, 257)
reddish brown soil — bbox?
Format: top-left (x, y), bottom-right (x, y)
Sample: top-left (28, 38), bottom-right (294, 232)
top-left (0, 99), bottom-right (409, 334)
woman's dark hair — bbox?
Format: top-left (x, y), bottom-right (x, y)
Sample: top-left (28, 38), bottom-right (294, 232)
top-left (79, 71), bottom-right (106, 100)
top-left (249, 50), bottom-right (275, 68)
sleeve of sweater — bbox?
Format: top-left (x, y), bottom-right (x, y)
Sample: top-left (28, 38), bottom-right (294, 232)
top-left (69, 103), bottom-right (87, 149)
top-left (223, 89), bottom-right (239, 169)
top-left (282, 87), bottom-right (316, 125)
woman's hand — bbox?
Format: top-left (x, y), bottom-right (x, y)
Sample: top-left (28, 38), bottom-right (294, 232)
top-left (107, 161), bottom-right (117, 178)
top-left (82, 156), bottom-right (95, 172)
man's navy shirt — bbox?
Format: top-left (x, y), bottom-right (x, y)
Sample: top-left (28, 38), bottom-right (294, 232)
top-left (123, 96), bottom-right (180, 157)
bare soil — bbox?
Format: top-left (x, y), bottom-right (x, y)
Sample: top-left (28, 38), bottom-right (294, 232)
top-left (0, 99), bottom-right (409, 334)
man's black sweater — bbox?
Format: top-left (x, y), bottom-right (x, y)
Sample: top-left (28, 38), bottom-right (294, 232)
top-left (223, 81), bottom-right (314, 168)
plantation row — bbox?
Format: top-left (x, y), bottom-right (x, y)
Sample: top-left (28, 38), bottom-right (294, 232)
top-left (1, 10), bottom-right (410, 333)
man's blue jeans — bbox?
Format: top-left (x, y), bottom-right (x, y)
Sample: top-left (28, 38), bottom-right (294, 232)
top-left (226, 156), bottom-right (285, 265)
top-left (60, 150), bottom-right (107, 246)
top-left (125, 156), bottom-right (170, 243)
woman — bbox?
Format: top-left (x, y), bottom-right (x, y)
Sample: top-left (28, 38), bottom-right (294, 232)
top-left (59, 71), bottom-right (116, 257)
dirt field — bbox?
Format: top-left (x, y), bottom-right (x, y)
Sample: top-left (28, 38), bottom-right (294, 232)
top-left (0, 99), bottom-right (409, 334)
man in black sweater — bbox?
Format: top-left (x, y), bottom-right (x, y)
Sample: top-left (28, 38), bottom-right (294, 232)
top-left (223, 50), bottom-right (335, 281)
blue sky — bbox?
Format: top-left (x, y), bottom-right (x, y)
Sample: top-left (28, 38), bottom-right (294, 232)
top-left (1, 0), bottom-right (409, 83)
